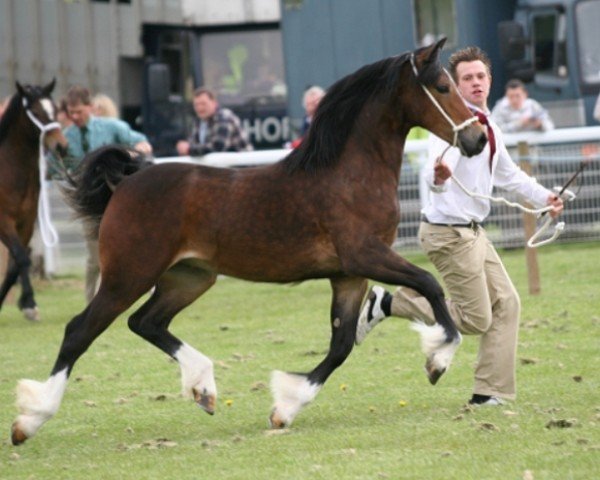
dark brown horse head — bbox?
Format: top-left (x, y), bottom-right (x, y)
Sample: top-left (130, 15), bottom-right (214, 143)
top-left (15, 79), bottom-right (68, 156)
top-left (409, 38), bottom-right (487, 157)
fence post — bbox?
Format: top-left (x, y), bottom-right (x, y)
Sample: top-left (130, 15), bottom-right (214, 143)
top-left (518, 141), bottom-right (541, 295)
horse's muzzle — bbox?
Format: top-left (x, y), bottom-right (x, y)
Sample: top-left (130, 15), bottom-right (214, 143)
top-left (457, 126), bottom-right (487, 158)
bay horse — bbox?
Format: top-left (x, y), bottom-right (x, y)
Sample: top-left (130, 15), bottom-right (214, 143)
top-left (0, 80), bottom-right (67, 321)
top-left (11, 39), bottom-right (487, 445)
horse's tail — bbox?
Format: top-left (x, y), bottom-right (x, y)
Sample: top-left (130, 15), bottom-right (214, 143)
top-left (62, 144), bottom-right (152, 239)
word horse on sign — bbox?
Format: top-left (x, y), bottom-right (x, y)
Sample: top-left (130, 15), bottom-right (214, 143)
top-left (0, 80), bottom-right (67, 321)
top-left (11, 39), bottom-right (486, 445)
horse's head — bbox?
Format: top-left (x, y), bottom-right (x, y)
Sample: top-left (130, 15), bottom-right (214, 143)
top-left (408, 38), bottom-right (487, 157)
top-left (16, 79), bottom-right (68, 157)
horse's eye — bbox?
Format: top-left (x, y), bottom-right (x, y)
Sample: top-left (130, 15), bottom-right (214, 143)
top-left (435, 85), bottom-right (450, 94)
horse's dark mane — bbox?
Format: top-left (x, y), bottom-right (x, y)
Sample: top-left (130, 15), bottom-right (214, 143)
top-left (283, 53), bottom-right (412, 174)
top-left (0, 94), bottom-right (21, 145)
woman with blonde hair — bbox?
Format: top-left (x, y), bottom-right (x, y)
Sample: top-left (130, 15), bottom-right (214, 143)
top-left (92, 93), bottom-right (118, 118)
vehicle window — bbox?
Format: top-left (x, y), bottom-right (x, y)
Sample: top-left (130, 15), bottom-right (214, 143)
top-left (200, 30), bottom-right (286, 105)
top-left (532, 11), bottom-right (568, 78)
top-left (575, 0), bottom-right (600, 85)
top-left (414, 0), bottom-right (457, 47)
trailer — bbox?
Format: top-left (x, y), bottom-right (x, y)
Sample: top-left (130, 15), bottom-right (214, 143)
top-left (0, 0), bottom-right (289, 155)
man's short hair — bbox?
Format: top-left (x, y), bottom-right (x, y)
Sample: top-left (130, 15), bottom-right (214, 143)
top-left (193, 87), bottom-right (216, 100)
top-left (302, 85), bottom-right (325, 108)
top-left (448, 46), bottom-right (492, 82)
top-left (505, 79), bottom-right (526, 91)
top-left (65, 85), bottom-right (92, 106)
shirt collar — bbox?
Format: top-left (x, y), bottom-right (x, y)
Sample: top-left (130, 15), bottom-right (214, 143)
top-left (465, 101), bottom-right (490, 116)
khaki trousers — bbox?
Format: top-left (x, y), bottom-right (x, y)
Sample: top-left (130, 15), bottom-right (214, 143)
top-left (391, 222), bottom-right (520, 400)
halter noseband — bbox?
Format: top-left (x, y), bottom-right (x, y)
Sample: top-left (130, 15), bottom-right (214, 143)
top-left (22, 98), bottom-right (61, 133)
top-left (409, 53), bottom-right (477, 148)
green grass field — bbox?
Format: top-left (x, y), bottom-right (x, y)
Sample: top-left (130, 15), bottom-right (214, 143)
top-left (0, 243), bottom-right (598, 479)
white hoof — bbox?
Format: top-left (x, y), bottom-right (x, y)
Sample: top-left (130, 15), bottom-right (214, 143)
top-left (22, 307), bottom-right (40, 322)
top-left (269, 371), bottom-right (321, 428)
top-left (12, 370), bottom-right (68, 443)
top-left (174, 343), bottom-right (217, 409)
top-left (411, 322), bottom-right (461, 380)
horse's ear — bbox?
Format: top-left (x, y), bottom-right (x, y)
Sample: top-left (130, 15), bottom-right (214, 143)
top-left (42, 78), bottom-right (56, 96)
top-left (15, 81), bottom-right (26, 97)
top-left (424, 37), bottom-right (447, 64)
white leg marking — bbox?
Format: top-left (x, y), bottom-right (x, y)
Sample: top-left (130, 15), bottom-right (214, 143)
top-left (14, 369), bottom-right (68, 438)
top-left (270, 371), bottom-right (321, 426)
top-left (411, 322), bottom-right (462, 371)
top-left (174, 343), bottom-right (216, 400)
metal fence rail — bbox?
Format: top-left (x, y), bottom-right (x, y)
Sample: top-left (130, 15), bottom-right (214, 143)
top-left (43, 129), bottom-right (600, 274)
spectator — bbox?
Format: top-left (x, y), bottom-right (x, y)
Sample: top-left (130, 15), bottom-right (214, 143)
top-left (288, 85), bottom-right (325, 149)
top-left (491, 79), bottom-right (554, 132)
top-left (92, 93), bottom-right (119, 118)
top-left (56, 97), bottom-right (73, 129)
top-left (176, 87), bottom-right (252, 156)
top-left (61, 85), bottom-right (152, 303)
top-left (594, 93), bottom-right (600, 123)
top-left (356, 46), bottom-right (563, 407)
top-left (300, 85), bottom-right (325, 137)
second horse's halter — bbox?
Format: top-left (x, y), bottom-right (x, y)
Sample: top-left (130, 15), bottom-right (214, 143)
top-left (23, 97), bottom-right (62, 248)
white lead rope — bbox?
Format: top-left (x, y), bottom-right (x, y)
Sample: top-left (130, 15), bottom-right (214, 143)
top-left (25, 106), bottom-right (61, 248)
top-left (436, 144), bottom-right (571, 249)
top-left (449, 173), bottom-right (573, 248)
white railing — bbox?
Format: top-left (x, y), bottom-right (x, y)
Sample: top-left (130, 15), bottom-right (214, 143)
top-left (40, 126), bottom-right (600, 274)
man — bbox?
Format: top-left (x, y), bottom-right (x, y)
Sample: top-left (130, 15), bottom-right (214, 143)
top-left (61, 85), bottom-right (153, 303)
top-left (176, 87), bottom-right (252, 156)
top-left (356, 47), bottom-right (564, 406)
top-left (491, 79), bottom-right (554, 132)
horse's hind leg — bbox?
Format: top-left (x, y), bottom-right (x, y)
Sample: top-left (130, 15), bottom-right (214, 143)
top-left (127, 262), bottom-right (218, 414)
top-left (11, 287), bottom-right (140, 445)
top-left (270, 276), bottom-right (367, 428)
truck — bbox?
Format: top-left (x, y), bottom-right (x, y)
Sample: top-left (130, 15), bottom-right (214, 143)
top-left (498, 0), bottom-right (600, 127)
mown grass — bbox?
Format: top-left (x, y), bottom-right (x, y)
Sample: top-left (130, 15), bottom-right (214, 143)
top-left (0, 242), bottom-right (598, 479)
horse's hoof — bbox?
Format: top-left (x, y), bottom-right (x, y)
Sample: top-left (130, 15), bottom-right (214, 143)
top-left (268, 409), bottom-right (288, 429)
top-left (22, 307), bottom-right (40, 322)
top-left (11, 422), bottom-right (28, 446)
top-left (193, 388), bottom-right (215, 415)
top-left (425, 357), bottom-right (446, 385)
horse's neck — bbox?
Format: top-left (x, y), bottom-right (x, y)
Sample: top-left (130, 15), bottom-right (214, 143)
top-left (9, 113), bottom-right (40, 147)
top-left (1, 118), bottom-right (41, 169)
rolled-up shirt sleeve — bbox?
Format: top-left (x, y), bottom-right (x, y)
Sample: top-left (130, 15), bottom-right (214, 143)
top-left (493, 141), bottom-right (552, 207)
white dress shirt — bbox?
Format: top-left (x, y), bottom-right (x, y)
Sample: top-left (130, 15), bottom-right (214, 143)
top-left (422, 107), bottom-right (552, 225)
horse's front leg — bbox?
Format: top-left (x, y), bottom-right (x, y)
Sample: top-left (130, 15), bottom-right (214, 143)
top-left (0, 233), bottom-right (38, 321)
top-left (343, 238), bottom-right (461, 385)
top-left (270, 276), bottom-right (367, 428)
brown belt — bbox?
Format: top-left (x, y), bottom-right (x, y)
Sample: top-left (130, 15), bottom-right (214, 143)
top-left (421, 215), bottom-right (480, 231)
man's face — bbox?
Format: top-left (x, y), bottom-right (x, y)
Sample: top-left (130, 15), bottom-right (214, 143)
top-left (193, 94), bottom-right (218, 120)
top-left (67, 102), bottom-right (92, 128)
top-left (455, 60), bottom-right (491, 110)
top-left (506, 87), bottom-right (527, 110)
